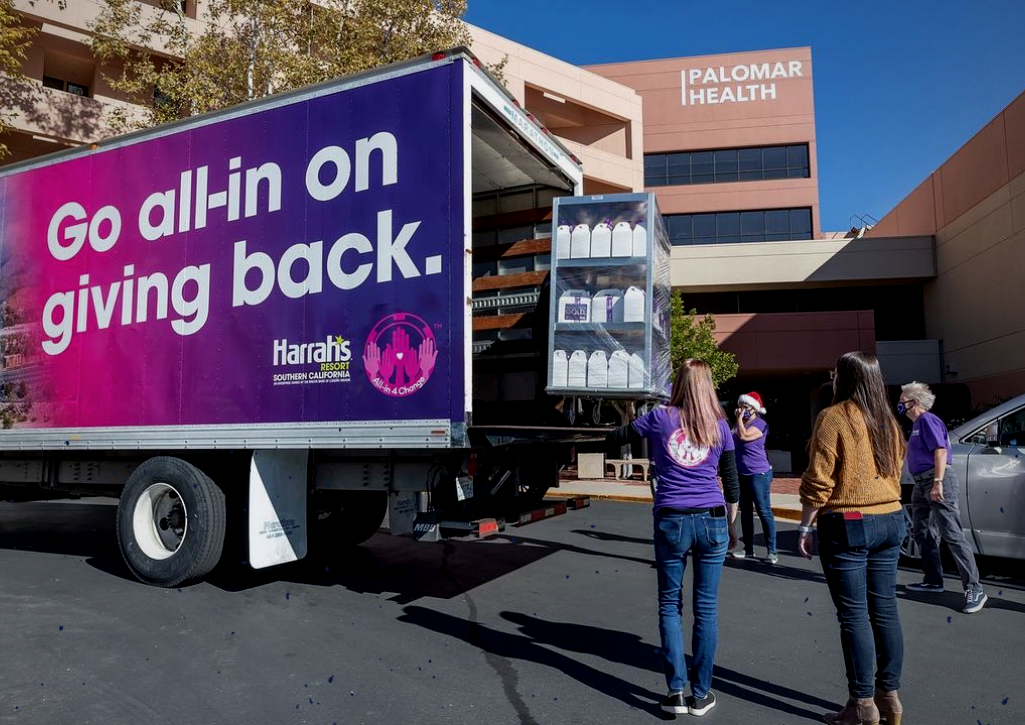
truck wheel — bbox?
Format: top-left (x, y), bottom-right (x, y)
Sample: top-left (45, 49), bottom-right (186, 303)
top-left (117, 457), bottom-right (226, 587)
top-left (311, 490), bottom-right (387, 547)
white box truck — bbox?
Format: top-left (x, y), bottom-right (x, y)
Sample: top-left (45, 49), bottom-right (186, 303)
top-left (0, 49), bottom-right (592, 586)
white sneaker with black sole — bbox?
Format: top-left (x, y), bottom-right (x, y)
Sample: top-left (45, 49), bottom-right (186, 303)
top-left (660, 692), bottom-right (688, 715)
top-left (687, 691), bottom-right (716, 717)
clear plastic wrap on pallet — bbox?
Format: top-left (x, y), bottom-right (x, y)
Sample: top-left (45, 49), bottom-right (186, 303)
top-left (545, 193), bottom-right (672, 400)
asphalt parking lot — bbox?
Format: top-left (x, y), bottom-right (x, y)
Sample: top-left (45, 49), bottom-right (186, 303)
top-left (1, 497), bottom-right (1023, 724)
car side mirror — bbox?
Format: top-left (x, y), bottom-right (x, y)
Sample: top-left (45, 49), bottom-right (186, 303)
top-left (985, 421), bottom-right (1000, 448)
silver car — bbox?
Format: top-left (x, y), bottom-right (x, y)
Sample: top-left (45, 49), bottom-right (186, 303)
top-left (901, 392), bottom-right (1025, 561)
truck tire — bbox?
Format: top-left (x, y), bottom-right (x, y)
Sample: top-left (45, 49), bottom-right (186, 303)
top-left (311, 490), bottom-right (387, 548)
top-left (117, 457), bottom-right (226, 587)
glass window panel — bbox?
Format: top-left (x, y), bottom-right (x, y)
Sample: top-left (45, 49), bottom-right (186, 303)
top-left (739, 148), bottom-right (762, 181)
top-left (762, 146), bottom-right (787, 179)
top-left (668, 214), bottom-right (692, 244)
top-left (740, 211), bottom-right (765, 236)
top-left (790, 208), bottom-right (812, 236)
top-left (787, 144), bottom-right (809, 170)
top-left (716, 212), bottom-right (740, 243)
top-left (690, 151), bottom-right (714, 184)
top-left (42, 76), bottom-right (63, 90)
top-left (765, 209), bottom-right (789, 235)
top-left (713, 149), bottom-right (738, 182)
top-left (765, 232), bottom-right (791, 242)
top-left (693, 213), bottom-right (716, 238)
top-left (644, 154), bottom-right (667, 185)
top-left (763, 146), bottom-right (787, 169)
top-left (667, 153), bottom-right (691, 185)
top-left (473, 260), bottom-right (497, 277)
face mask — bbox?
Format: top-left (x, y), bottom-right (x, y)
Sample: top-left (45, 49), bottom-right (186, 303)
top-left (742, 410), bottom-right (753, 422)
top-left (897, 402), bottom-right (907, 416)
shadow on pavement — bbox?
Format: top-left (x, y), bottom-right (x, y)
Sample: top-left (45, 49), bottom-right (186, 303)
top-left (398, 606), bottom-right (666, 718)
top-left (501, 611), bottom-right (835, 722)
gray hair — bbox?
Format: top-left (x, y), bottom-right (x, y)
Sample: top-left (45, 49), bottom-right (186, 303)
top-left (901, 381), bottom-right (936, 411)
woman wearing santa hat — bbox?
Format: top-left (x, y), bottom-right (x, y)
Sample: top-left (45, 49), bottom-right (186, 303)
top-left (730, 391), bottom-right (778, 563)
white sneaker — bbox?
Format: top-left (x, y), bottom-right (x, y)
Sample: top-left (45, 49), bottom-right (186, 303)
top-left (727, 549), bottom-right (746, 559)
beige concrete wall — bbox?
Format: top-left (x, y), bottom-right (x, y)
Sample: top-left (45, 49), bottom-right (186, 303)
top-left (588, 47), bottom-right (820, 236)
top-left (870, 90), bottom-right (1025, 405)
top-left (671, 235), bottom-right (935, 292)
top-left (468, 25), bottom-right (644, 193)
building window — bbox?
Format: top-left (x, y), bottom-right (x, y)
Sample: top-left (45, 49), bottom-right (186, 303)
top-left (666, 208), bottom-right (813, 245)
top-left (645, 144), bottom-right (810, 186)
top-left (42, 75), bottom-right (89, 97)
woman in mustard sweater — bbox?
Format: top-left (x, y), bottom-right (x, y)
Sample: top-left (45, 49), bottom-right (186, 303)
top-left (799, 352), bottom-right (907, 725)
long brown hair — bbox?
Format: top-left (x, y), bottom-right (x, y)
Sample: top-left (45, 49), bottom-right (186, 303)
top-left (832, 351), bottom-right (905, 478)
top-left (668, 359), bottom-right (725, 447)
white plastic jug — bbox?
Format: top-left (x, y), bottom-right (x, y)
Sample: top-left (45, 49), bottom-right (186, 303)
top-left (623, 286), bottom-right (646, 323)
top-left (607, 350), bottom-right (630, 389)
top-left (589, 222), bottom-right (612, 258)
top-left (628, 352), bottom-right (646, 389)
top-left (611, 222), bottom-right (632, 257)
top-left (587, 350), bottom-right (608, 388)
top-left (556, 225), bottom-right (571, 260)
top-left (632, 223), bottom-right (647, 258)
top-left (590, 289), bottom-right (624, 324)
top-left (570, 224), bottom-right (591, 258)
top-left (568, 350), bottom-right (589, 387)
top-left (552, 349), bottom-right (568, 387)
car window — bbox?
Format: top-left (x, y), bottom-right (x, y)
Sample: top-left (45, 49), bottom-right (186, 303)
top-left (963, 429), bottom-right (988, 446)
top-left (999, 408), bottom-right (1025, 447)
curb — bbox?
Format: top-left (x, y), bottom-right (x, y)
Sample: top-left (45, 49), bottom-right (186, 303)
top-left (548, 491), bottom-right (650, 504)
top-left (772, 506), bottom-right (802, 522)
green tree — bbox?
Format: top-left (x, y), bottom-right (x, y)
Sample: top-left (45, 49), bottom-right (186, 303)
top-left (0, 0), bottom-right (39, 158)
top-left (90, 0), bottom-right (472, 132)
top-left (669, 292), bottom-right (738, 388)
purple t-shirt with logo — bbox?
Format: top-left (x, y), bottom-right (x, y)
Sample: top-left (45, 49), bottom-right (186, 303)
top-left (632, 407), bottom-right (734, 510)
top-left (733, 417), bottom-right (771, 475)
top-left (907, 411), bottom-right (952, 475)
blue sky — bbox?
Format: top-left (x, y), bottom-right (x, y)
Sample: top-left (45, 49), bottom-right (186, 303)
top-left (464, 0), bottom-right (1025, 232)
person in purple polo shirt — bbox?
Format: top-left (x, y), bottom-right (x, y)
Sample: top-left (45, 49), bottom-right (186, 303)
top-left (729, 391), bottom-right (777, 563)
top-left (899, 381), bottom-right (986, 613)
top-left (607, 359), bottom-right (739, 717)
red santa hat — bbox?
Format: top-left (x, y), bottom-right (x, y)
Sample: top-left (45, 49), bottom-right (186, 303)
top-left (737, 391), bottom-right (766, 414)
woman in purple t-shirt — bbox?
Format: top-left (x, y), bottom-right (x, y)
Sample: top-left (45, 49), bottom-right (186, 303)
top-left (607, 359), bottom-right (739, 717)
top-left (899, 381), bottom-right (986, 613)
top-left (730, 391), bottom-right (777, 563)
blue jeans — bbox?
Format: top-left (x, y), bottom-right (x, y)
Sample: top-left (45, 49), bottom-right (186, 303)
top-left (817, 510), bottom-right (905, 698)
top-left (653, 508), bottom-right (729, 697)
top-left (739, 471), bottom-right (776, 555)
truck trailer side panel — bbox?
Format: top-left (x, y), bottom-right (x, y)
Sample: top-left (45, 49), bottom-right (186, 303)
top-left (0, 61), bottom-right (467, 450)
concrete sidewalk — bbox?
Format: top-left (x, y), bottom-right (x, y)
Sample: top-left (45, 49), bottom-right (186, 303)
top-left (549, 472), bottom-right (802, 522)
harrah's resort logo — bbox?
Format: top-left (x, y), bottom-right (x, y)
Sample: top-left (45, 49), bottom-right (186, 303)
top-left (362, 312), bottom-right (439, 397)
top-left (681, 59), bottom-right (804, 106)
top-left (271, 335), bottom-right (352, 386)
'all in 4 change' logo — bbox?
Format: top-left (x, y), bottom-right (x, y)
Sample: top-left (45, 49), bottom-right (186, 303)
top-left (362, 312), bottom-right (439, 397)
